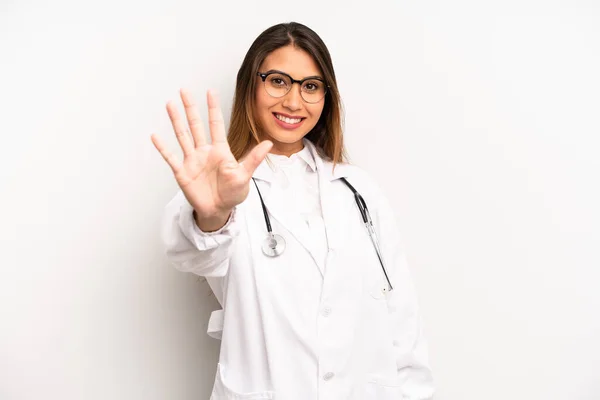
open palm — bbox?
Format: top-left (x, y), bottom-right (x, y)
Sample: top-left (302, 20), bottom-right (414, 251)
top-left (151, 89), bottom-right (272, 220)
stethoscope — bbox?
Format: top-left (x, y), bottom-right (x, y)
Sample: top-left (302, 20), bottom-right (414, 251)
top-left (251, 177), bottom-right (394, 291)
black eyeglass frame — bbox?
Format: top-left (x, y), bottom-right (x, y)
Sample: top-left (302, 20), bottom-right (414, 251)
top-left (256, 70), bottom-right (329, 103)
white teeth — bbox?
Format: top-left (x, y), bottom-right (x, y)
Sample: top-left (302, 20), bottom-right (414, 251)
top-left (275, 114), bottom-right (301, 124)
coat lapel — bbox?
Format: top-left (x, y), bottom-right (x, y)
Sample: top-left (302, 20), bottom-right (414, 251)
top-left (304, 141), bottom-right (355, 256)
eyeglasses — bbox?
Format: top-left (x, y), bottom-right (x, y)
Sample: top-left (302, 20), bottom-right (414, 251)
top-left (257, 70), bottom-right (328, 104)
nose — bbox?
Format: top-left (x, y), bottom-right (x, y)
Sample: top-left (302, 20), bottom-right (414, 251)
top-left (281, 83), bottom-right (303, 111)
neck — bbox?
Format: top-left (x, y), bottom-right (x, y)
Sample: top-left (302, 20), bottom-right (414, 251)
top-left (269, 140), bottom-right (304, 157)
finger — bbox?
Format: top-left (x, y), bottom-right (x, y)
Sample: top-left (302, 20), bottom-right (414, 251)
top-left (151, 134), bottom-right (183, 174)
top-left (180, 88), bottom-right (207, 148)
top-left (207, 90), bottom-right (227, 143)
top-left (240, 140), bottom-right (273, 176)
top-left (166, 100), bottom-right (194, 157)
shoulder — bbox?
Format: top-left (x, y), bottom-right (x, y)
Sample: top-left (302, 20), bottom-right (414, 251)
top-left (334, 163), bottom-right (406, 252)
top-left (333, 163), bottom-right (391, 213)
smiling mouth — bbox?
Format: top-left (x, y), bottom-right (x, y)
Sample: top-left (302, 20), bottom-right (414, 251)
top-left (273, 113), bottom-right (304, 124)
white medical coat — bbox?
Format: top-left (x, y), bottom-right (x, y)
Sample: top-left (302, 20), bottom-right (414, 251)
top-left (162, 140), bottom-right (434, 399)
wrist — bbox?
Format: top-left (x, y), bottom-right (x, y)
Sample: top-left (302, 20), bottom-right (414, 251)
top-left (193, 208), bottom-right (232, 233)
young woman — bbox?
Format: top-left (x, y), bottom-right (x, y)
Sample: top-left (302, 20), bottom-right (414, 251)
top-left (151, 22), bottom-right (434, 400)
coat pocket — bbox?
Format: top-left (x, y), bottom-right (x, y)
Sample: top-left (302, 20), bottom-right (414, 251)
top-left (364, 374), bottom-right (403, 400)
top-left (210, 363), bottom-right (275, 400)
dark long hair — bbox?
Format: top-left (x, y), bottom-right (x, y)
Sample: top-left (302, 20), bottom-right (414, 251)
top-left (228, 22), bottom-right (346, 164)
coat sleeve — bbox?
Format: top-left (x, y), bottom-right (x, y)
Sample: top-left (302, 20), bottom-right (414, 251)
top-left (374, 191), bottom-right (435, 400)
top-left (161, 190), bottom-right (240, 278)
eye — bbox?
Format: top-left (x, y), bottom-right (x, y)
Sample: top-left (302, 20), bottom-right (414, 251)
top-left (303, 80), bottom-right (322, 92)
top-left (267, 74), bottom-right (289, 87)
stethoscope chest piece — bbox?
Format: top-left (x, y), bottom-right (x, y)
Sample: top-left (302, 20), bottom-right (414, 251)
top-left (262, 232), bottom-right (286, 257)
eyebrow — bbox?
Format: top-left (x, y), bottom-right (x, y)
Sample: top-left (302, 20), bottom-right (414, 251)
top-left (264, 69), bottom-right (324, 81)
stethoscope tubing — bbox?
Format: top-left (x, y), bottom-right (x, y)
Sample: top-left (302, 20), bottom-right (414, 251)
top-left (340, 177), bottom-right (394, 291)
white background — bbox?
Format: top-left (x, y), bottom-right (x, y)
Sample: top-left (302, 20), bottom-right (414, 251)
top-left (1, 0), bottom-right (599, 399)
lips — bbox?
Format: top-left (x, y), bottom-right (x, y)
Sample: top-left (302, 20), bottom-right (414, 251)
top-left (271, 112), bottom-right (306, 130)
top-left (273, 112), bottom-right (304, 124)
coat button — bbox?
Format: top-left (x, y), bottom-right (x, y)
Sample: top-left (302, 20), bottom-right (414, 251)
top-left (323, 372), bottom-right (335, 381)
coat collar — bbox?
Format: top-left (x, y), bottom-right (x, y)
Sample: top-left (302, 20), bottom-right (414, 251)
top-left (252, 138), bottom-right (350, 183)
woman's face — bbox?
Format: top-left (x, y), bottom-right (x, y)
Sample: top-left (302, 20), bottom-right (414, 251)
top-left (255, 45), bottom-right (326, 156)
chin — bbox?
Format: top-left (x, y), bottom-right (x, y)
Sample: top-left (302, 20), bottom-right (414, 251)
top-left (272, 134), bottom-right (306, 144)
top-left (267, 126), bottom-right (310, 144)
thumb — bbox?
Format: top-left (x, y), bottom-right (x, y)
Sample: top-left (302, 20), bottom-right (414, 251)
top-left (241, 140), bottom-right (273, 176)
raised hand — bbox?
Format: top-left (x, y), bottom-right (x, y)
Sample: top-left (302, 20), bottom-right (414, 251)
top-left (151, 89), bottom-right (272, 231)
